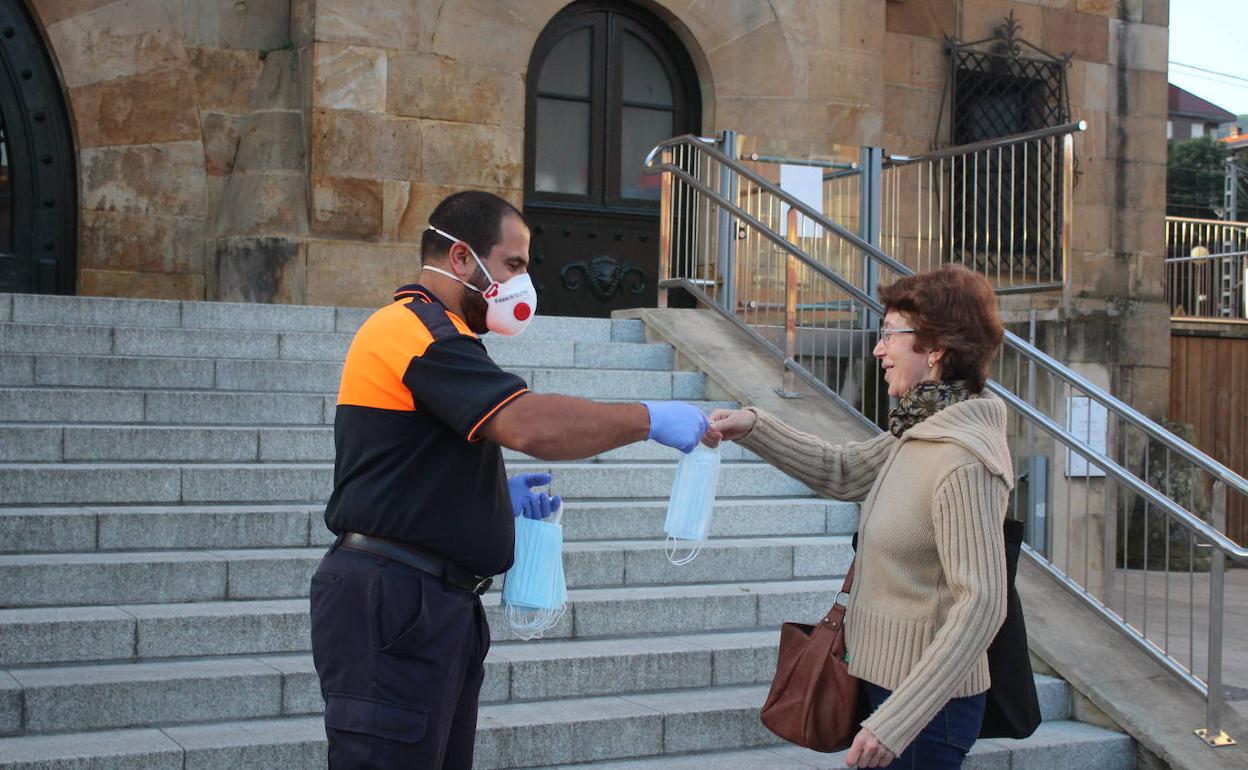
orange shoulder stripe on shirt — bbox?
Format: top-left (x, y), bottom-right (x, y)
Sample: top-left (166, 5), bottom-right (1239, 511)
top-left (466, 387), bottom-right (529, 442)
top-left (446, 311), bottom-right (476, 338)
top-left (337, 302), bottom-right (434, 410)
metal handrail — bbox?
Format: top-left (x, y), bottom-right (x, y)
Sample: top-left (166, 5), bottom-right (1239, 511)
top-left (1168, 215), bottom-right (1248, 228)
top-left (646, 138), bottom-right (911, 279)
top-left (661, 268), bottom-right (1209, 548)
top-left (884, 121), bottom-right (1088, 165)
top-left (1166, 250), bottom-right (1248, 263)
top-left (647, 130), bottom-right (1245, 746)
top-left (644, 133), bottom-right (1248, 527)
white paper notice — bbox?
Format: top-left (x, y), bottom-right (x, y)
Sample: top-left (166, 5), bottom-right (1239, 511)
top-left (779, 164), bottom-right (824, 238)
top-left (1066, 396), bottom-right (1108, 477)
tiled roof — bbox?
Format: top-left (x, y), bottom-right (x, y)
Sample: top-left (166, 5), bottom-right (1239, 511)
top-left (1169, 83), bottom-right (1237, 122)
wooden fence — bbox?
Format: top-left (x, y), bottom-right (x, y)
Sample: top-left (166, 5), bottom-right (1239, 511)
top-left (1170, 328), bottom-right (1248, 544)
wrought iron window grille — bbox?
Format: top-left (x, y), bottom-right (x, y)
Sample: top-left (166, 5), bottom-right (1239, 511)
top-left (935, 13), bottom-right (1073, 280)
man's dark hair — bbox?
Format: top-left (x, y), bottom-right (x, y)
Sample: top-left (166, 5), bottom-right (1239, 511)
top-left (421, 191), bottom-right (526, 264)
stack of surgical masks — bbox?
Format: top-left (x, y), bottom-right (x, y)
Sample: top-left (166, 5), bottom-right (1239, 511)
top-left (663, 443), bottom-right (721, 565)
top-left (501, 505), bottom-right (567, 640)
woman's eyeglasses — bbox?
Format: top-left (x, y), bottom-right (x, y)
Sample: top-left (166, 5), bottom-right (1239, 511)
top-left (878, 327), bottom-right (915, 343)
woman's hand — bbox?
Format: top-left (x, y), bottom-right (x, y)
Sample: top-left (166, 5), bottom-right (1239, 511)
top-left (845, 727), bottom-right (894, 768)
top-left (702, 408), bottom-right (757, 448)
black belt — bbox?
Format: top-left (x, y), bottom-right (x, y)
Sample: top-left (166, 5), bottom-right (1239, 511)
top-left (339, 533), bottom-right (494, 595)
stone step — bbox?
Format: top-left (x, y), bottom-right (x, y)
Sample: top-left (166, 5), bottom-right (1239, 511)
top-left (498, 642), bottom-right (1069, 717)
top-left (0, 381), bottom-right (713, 429)
top-left (0, 423), bottom-right (756, 464)
top-left (0, 716), bottom-right (328, 770)
top-left (0, 396), bottom-right (736, 430)
top-left (0, 294), bottom-right (649, 341)
top-left (0, 718), bottom-right (1137, 770)
top-left (0, 635), bottom-right (1070, 736)
top-left (0, 498), bottom-right (855, 554)
top-left (543, 720), bottom-right (1136, 770)
top-left (0, 460), bottom-right (810, 506)
top-left (0, 365), bottom-right (706, 420)
top-left (0, 536), bottom-right (853, 608)
top-left (0, 319), bottom-right (648, 363)
top-left (0, 579), bottom-right (846, 666)
top-left (0, 344), bottom-right (678, 392)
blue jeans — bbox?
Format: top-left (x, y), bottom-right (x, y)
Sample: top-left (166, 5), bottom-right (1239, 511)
top-left (863, 682), bottom-right (986, 769)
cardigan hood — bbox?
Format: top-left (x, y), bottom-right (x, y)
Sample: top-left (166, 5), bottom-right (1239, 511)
top-left (900, 393), bottom-right (1014, 491)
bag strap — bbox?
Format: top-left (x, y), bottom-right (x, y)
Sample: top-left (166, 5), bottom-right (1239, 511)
top-left (817, 557), bottom-right (856, 627)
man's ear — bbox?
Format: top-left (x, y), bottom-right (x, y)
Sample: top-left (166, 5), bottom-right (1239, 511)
top-left (447, 242), bottom-right (474, 280)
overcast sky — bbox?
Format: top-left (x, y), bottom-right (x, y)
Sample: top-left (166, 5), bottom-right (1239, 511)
top-left (1168, 0), bottom-right (1248, 116)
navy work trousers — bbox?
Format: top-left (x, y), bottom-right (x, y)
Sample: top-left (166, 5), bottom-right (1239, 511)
top-left (863, 681), bottom-right (987, 769)
top-left (310, 542), bottom-right (490, 769)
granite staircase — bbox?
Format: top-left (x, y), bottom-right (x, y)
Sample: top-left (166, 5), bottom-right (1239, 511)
top-left (0, 293), bottom-right (1136, 768)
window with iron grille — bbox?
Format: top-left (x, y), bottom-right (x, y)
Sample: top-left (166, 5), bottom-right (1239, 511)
top-left (939, 13), bottom-right (1071, 284)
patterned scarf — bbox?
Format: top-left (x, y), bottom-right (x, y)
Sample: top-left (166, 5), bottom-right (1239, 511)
top-left (887, 380), bottom-right (973, 438)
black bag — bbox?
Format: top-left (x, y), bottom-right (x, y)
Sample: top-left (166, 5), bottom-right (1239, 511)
top-left (849, 519), bottom-right (1042, 740)
top-left (979, 519), bottom-right (1042, 739)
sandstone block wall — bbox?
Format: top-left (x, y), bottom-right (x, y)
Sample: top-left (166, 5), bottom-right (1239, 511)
top-left (879, 0), bottom-right (1169, 420)
top-left (29, 0), bottom-right (1170, 416)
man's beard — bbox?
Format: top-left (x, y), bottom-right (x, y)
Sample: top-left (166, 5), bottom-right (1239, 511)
top-left (461, 267), bottom-right (490, 334)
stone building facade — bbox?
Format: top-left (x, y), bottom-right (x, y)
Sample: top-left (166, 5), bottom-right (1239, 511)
top-left (11, 0), bottom-right (1168, 413)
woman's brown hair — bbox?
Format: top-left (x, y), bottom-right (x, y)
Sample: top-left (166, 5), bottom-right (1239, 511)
top-left (877, 265), bottom-right (1004, 393)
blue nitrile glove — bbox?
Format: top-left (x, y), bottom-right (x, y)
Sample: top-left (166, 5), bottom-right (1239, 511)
top-left (642, 401), bottom-right (710, 454)
top-left (508, 473), bottom-right (556, 518)
top-left (521, 491), bottom-right (562, 521)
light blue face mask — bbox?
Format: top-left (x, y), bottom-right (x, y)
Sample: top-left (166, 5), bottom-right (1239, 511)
top-left (501, 506), bottom-right (567, 639)
top-left (663, 443), bottom-right (721, 565)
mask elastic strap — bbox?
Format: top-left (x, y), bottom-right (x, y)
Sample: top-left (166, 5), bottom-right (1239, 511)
top-left (421, 264), bottom-right (484, 295)
top-left (426, 225), bottom-right (496, 287)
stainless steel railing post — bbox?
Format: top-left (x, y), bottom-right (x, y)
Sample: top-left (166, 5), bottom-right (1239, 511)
top-left (779, 207), bottom-right (801, 398)
top-left (1196, 482), bottom-right (1236, 747)
top-left (658, 147), bottom-right (673, 309)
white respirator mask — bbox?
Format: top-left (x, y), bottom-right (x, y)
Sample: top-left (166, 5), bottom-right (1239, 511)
top-left (422, 225), bottom-right (537, 337)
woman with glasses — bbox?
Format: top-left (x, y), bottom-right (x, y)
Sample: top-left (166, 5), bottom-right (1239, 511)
top-left (705, 265), bottom-right (1011, 769)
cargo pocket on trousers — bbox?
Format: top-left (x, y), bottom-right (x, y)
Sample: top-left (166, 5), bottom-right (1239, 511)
top-left (324, 693), bottom-right (428, 744)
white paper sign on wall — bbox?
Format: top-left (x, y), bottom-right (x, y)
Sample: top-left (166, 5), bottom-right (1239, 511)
top-left (1066, 396), bottom-right (1108, 477)
top-left (779, 164), bottom-right (824, 239)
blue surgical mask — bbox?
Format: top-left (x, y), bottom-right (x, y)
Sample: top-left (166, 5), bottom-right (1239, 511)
top-left (663, 443), bottom-right (721, 565)
top-left (501, 507), bottom-right (567, 639)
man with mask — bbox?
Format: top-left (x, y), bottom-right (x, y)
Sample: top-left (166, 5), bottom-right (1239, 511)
top-left (310, 190), bottom-right (708, 769)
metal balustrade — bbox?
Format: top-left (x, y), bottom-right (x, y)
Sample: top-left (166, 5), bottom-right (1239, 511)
top-left (738, 124), bottom-right (1080, 293)
top-left (644, 130), bottom-right (1248, 748)
top-left (1166, 216), bottom-right (1248, 320)
top-left (879, 126), bottom-right (1075, 292)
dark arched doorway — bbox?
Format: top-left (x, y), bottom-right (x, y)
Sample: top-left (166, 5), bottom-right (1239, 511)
top-left (0, 0), bottom-right (76, 294)
top-left (524, 1), bottom-right (699, 317)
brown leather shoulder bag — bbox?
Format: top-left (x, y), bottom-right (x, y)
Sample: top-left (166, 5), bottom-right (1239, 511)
top-left (759, 560), bottom-right (867, 753)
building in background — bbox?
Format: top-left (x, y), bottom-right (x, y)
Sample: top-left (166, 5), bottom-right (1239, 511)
top-left (0, 0), bottom-right (1171, 418)
top-left (1167, 83), bottom-right (1235, 141)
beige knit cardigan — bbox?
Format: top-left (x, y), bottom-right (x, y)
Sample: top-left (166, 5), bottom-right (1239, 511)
top-left (738, 395), bottom-right (1012, 755)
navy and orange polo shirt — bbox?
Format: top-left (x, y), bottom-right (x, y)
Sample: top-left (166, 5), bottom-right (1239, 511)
top-left (323, 284), bottom-right (529, 576)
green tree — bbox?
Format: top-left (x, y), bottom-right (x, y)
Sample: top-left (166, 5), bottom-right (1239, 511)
top-left (1167, 136), bottom-right (1229, 219)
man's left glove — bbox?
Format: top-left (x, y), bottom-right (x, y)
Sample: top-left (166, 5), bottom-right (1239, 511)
top-left (508, 472), bottom-right (562, 520)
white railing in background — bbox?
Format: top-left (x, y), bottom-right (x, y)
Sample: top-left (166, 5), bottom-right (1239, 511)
top-left (1166, 216), bottom-right (1248, 320)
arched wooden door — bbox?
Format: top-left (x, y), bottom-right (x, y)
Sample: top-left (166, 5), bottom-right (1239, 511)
top-left (0, 0), bottom-right (76, 294)
top-left (524, 1), bottom-right (699, 318)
